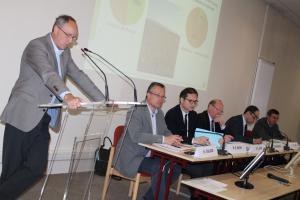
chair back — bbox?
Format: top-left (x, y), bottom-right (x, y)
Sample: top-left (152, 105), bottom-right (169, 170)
top-left (101, 124), bottom-right (149, 200)
top-left (113, 125), bottom-right (125, 147)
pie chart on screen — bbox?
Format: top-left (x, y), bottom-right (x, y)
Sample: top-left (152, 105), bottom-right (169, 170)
top-left (186, 7), bottom-right (208, 48)
top-left (110, 0), bottom-right (146, 25)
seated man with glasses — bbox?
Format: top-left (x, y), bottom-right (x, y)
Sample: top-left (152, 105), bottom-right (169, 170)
top-left (165, 87), bottom-right (208, 145)
top-left (114, 82), bottom-right (182, 200)
top-left (196, 99), bottom-right (234, 144)
top-left (196, 99), bottom-right (227, 133)
top-left (166, 90), bottom-right (224, 200)
top-left (224, 105), bottom-right (261, 144)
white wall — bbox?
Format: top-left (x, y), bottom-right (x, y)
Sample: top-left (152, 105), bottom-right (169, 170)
top-left (260, 7), bottom-right (300, 142)
top-left (2, 0), bottom-right (298, 174)
top-left (196, 0), bottom-right (266, 114)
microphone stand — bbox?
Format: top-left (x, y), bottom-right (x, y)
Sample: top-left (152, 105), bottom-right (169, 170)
top-left (284, 137), bottom-right (290, 151)
top-left (218, 134), bottom-right (229, 156)
top-left (83, 48), bottom-right (138, 102)
top-left (81, 49), bottom-right (109, 101)
top-left (268, 131), bottom-right (276, 153)
top-left (281, 132), bottom-right (291, 151)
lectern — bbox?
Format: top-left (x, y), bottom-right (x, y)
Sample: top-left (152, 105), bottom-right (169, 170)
top-left (37, 101), bottom-right (145, 200)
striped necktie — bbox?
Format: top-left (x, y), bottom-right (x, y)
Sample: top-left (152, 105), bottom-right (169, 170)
top-left (211, 120), bottom-right (215, 132)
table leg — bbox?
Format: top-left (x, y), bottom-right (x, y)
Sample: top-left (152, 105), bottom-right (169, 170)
top-left (164, 160), bottom-right (175, 200)
top-left (155, 157), bottom-right (165, 200)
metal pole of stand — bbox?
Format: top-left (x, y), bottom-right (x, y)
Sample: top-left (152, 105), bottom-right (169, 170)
top-left (38, 111), bottom-right (70, 200)
top-left (104, 105), bottom-right (137, 199)
top-left (63, 136), bottom-right (80, 200)
top-left (83, 103), bottom-right (117, 200)
top-left (37, 101), bottom-right (144, 200)
top-left (66, 107), bottom-right (95, 200)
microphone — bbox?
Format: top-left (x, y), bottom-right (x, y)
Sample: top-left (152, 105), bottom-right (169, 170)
top-left (281, 132), bottom-right (291, 151)
top-left (81, 48), bottom-right (109, 101)
top-left (267, 173), bottom-right (289, 184)
top-left (83, 48), bottom-right (138, 102)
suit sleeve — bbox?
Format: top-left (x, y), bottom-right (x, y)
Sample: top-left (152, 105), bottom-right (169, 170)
top-left (26, 40), bottom-right (69, 98)
top-left (225, 118), bottom-right (253, 143)
top-left (224, 118), bottom-right (240, 138)
top-left (165, 109), bottom-right (192, 144)
top-left (125, 107), bottom-right (164, 144)
top-left (273, 125), bottom-right (284, 140)
top-left (224, 118), bottom-right (235, 137)
top-left (165, 110), bottom-right (177, 134)
top-left (252, 119), bottom-right (266, 139)
top-left (195, 113), bottom-right (205, 129)
top-left (161, 121), bottom-right (172, 136)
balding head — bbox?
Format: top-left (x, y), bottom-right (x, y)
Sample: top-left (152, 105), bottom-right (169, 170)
top-left (207, 99), bottom-right (224, 119)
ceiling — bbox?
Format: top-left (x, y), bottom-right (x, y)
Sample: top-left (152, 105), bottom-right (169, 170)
top-left (265, 0), bottom-right (300, 26)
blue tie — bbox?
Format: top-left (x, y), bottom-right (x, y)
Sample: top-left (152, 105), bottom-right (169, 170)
top-left (47, 53), bottom-right (62, 128)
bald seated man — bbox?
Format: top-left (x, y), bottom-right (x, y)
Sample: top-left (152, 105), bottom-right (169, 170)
top-left (196, 99), bottom-right (233, 143)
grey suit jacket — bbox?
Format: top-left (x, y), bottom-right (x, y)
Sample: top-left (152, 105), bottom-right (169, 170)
top-left (114, 104), bottom-right (171, 178)
top-left (0, 33), bottom-right (104, 132)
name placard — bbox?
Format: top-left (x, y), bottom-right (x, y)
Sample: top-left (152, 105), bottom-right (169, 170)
top-left (225, 142), bottom-right (247, 154)
top-left (194, 146), bottom-right (218, 158)
top-left (273, 143), bottom-right (284, 152)
top-left (288, 142), bottom-right (300, 150)
top-left (247, 144), bottom-right (266, 153)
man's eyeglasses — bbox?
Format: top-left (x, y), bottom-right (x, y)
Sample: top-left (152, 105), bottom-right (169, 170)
top-left (212, 105), bottom-right (224, 114)
top-left (149, 92), bottom-right (167, 100)
top-left (185, 98), bottom-right (198, 104)
top-left (57, 26), bottom-right (78, 41)
top-left (250, 112), bottom-right (259, 120)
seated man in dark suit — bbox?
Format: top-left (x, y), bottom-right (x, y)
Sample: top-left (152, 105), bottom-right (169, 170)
top-left (165, 87), bottom-right (208, 145)
top-left (192, 99), bottom-right (233, 187)
top-left (196, 99), bottom-right (233, 141)
top-left (197, 99), bottom-right (226, 133)
top-left (225, 105), bottom-right (261, 144)
top-left (165, 94), bottom-right (226, 200)
top-left (114, 82), bottom-right (182, 200)
top-left (253, 109), bottom-right (287, 165)
top-left (253, 109), bottom-right (284, 141)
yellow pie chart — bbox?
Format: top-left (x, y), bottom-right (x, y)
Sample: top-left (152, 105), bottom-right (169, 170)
top-left (186, 7), bottom-right (208, 48)
top-left (110, 0), bottom-right (146, 25)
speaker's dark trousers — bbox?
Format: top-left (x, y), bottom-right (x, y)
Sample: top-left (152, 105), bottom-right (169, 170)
top-left (0, 114), bottom-right (51, 200)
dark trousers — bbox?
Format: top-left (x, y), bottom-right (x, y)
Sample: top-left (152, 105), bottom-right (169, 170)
top-left (138, 157), bottom-right (181, 200)
top-left (0, 114), bottom-right (51, 200)
top-left (185, 162), bottom-right (214, 200)
top-left (185, 162), bottom-right (214, 179)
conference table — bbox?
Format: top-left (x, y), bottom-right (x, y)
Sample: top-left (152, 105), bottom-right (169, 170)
top-left (139, 143), bottom-right (298, 200)
top-left (181, 165), bottom-right (300, 200)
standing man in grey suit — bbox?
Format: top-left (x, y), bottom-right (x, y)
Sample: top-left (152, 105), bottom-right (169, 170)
top-left (0, 15), bottom-right (104, 199)
top-left (114, 82), bottom-right (182, 200)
